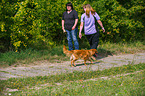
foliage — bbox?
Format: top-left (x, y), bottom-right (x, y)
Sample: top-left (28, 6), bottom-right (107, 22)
top-left (0, 0), bottom-right (145, 52)
top-left (91, 0), bottom-right (145, 43)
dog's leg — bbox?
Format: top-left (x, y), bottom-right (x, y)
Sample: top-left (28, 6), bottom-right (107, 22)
top-left (70, 55), bottom-right (74, 67)
top-left (72, 59), bottom-right (77, 67)
top-left (83, 56), bottom-right (88, 66)
top-left (71, 54), bottom-right (78, 67)
top-left (90, 60), bottom-right (93, 64)
top-left (71, 59), bottom-right (77, 67)
top-left (84, 60), bottom-right (87, 66)
top-left (71, 60), bottom-right (74, 67)
top-left (88, 58), bottom-right (93, 64)
top-left (91, 56), bottom-right (96, 60)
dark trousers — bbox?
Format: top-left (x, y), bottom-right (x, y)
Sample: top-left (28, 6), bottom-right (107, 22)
top-left (86, 32), bottom-right (99, 49)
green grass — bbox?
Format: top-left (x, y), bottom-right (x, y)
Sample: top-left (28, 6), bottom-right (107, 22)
top-left (0, 45), bottom-right (66, 66)
top-left (98, 41), bottom-right (145, 56)
top-left (0, 41), bottom-right (145, 67)
top-left (29, 70), bottom-right (144, 96)
top-left (0, 41), bottom-right (145, 95)
top-left (0, 63), bottom-right (145, 96)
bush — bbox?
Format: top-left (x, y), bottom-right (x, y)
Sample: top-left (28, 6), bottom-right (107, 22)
top-left (0, 0), bottom-right (144, 52)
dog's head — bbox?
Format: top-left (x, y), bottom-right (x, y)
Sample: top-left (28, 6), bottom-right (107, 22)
top-left (89, 49), bottom-right (98, 55)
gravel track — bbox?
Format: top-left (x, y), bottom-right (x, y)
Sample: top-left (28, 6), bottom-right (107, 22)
top-left (0, 52), bottom-right (145, 80)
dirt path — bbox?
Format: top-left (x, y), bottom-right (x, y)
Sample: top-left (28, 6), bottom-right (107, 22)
top-left (0, 52), bottom-right (145, 80)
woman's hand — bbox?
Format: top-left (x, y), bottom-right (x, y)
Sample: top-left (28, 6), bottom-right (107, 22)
top-left (62, 27), bottom-right (66, 33)
top-left (72, 26), bottom-right (76, 30)
top-left (102, 27), bottom-right (105, 33)
top-left (79, 32), bottom-right (82, 39)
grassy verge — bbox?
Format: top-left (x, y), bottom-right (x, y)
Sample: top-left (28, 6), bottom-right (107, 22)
top-left (98, 41), bottom-right (145, 56)
top-left (21, 70), bottom-right (144, 96)
top-left (0, 63), bottom-right (145, 95)
top-left (0, 41), bottom-right (145, 67)
top-left (0, 46), bottom-right (66, 66)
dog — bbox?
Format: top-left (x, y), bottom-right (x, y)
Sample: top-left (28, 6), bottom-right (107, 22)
top-left (63, 45), bottom-right (98, 67)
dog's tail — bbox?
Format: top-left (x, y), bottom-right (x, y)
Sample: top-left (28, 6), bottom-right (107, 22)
top-left (63, 45), bottom-right (73, 56)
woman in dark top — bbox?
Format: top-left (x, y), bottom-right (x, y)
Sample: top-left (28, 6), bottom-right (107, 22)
top-left (62, 2), bottom-right (79, 50)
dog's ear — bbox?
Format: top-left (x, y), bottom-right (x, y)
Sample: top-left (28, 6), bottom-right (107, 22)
top-left (90, 49), bottom-right (98, 55)
top-left (95, 49), bottom-right (98, 53)
top-left (63, 45), bottom-right (67, 49)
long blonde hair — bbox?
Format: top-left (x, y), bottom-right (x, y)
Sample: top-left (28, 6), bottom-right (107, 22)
top-left (83, 4), bottom-right (96, 17)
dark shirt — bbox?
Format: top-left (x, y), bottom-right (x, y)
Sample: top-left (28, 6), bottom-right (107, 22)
top-left (62, 10), bottom-right (78, 31)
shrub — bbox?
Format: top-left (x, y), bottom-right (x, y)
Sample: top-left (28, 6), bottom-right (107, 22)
top-left (0, 0), bottom-right (144, 52)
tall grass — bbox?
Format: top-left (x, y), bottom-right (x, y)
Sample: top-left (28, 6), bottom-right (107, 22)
top-left (98, 41), bottom-right (145, 55)
top-left (0, 46), bottom-right (65, 66)
top-left (0, 41), bottom-right (145, 66)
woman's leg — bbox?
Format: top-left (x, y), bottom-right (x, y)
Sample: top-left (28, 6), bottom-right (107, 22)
top-left (71, 28), bottom-right (79, 50)
top-left (66, 29), bottom-right (73, 50)
top-left (86, 32), bottom-right (99, 58)
top-left (91, 32), bottom-right (99, 49)
top-left (86, 34), bottom-right (93, 48)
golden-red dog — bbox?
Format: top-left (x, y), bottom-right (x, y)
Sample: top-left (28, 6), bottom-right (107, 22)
top-left (63, 45), bottom-right (98, 67)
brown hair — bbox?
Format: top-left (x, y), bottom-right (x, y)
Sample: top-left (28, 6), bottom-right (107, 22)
top-left (66, 2), bottom-right (74, 11)
top-left (83, 4), bottom-right (96, 17)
